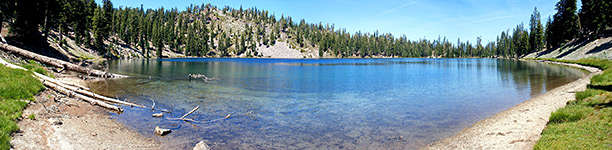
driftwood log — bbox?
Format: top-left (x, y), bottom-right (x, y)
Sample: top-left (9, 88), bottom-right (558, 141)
top-left (0, 57), bottom-right (27, 70)
top-left (167, 106), bottom-right (247, 124)
top-left (33, 72), bottom-right (144, 108)
top-left (0, 43), bottom-right (126, 78)
top-left (0, 35), bottom-right (6, 43)
top-left (40, 79), bottom-right (123, 111)
top-left (1, 58), bottom-right (137, 111)
top-left (180, 106), bottom-right (200, 120)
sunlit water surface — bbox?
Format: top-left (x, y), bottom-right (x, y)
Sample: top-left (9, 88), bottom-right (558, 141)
top-left (88, 58), bottom-right (585, 149)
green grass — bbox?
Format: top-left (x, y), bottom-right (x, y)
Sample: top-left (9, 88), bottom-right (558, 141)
top-left (591, 69), bottom-right (612, 86)
top-left (548, 105), bottom-right (594, 124)
top-left (535, 108), bottom-right (612, 150)
top-left (0, 63), bottom-right (44, 149)
top-left (535, 58), bottom-right (612, 150)
top-left (20, 60), bottom-right (53, 78)
top-left (529, 57), bottom-right (612, 70)
top-left (574, 89), bottom-right (608, 102)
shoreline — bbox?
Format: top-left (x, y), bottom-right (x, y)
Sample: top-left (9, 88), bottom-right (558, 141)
top-left (9, 57), bottom-right (599, 149)
top-left (424, 60), bottom-right (601, 149)
top-left (9, 70), bottom-right (160, 149)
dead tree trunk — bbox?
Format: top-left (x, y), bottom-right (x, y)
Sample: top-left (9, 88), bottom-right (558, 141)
top-left (40, 79), bottom-right (123, 112)
top-left (33, 72), bottom-right (144, 108)
top-left (0, 43), bottom-right (126, 78)
top-left (2, 58), bottom-right (128, 111)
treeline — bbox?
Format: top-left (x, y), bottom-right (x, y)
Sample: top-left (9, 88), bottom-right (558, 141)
top-left (496, 0), bottom-right (612, 57)
top-left (0, 0), bottom-right (610, 58)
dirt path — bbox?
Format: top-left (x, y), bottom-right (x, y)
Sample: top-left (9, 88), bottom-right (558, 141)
top-left (10, 75), bottom-right (160, 150)
top-left (425, 61), bottom-right (601, 150)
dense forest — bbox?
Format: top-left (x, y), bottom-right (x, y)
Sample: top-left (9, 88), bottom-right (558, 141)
top-left (0, 0), bottom-right (610, 59)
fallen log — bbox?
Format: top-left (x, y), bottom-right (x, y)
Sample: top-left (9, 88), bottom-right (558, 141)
top-left (33, 72), bottom-right (144, 108)
top-left (0, 35), bottom-right (6, 43)
top-left (2, 57), bottom-right (125, 111)
top-left (0, 58), bottom-right (27, 70)
top-left (56, 79), bottom-right (90, 91)
top-left (2, 58), bottom-right (88, 90)
top-left (0, 43), bottom-right (126, 78)
top-left (54, 43), bottom-right (77, 61)
top-left (40, 80), bottom-right (122, 112)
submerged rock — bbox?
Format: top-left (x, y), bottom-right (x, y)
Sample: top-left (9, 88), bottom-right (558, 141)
top-left (154, 126), bottom-right (171, 136)
top-left (193, 141), bottom-right (211, 150)
top-left (152, 113), bottom-right (163, 118)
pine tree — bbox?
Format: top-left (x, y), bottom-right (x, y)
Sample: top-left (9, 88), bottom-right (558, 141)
top-left (0, 0), bottom-right (16, 35)
top-left (580, 0), bottom-right (610, 38)
top-left (92, 7), bottom-right (106, 53)
top-left (545, 16), bottom-right (554, 49)
top-left (549, 0), bottom-right (579, 48)
top-left (92, 0), bottom-right (113, 55)
top-left (11, 0), bottom-right (46, 44)
top-left (529, 7), bottom-right (545, 51)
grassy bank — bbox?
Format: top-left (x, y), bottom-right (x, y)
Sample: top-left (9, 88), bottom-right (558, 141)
top-left (534, 58), bottom-right (612, 150)
top-left (0, 62), bottom-right (45, 149)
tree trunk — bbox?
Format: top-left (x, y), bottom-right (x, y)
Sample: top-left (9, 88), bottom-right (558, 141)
top-left (33, 72), bottom-right (144, 108)
top-left (40, 79), bottom-right (123, 112)
top-left (2, 58), bottom-right (131, 112)
top-left (0, 43), bottom-right (127, 78)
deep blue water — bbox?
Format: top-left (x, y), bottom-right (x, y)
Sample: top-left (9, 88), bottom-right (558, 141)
top-left (89, 58), bottom-right (585, 149)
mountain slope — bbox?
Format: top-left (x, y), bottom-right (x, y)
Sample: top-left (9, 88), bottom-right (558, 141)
top-left (524, 36), bottom-right (612, 60)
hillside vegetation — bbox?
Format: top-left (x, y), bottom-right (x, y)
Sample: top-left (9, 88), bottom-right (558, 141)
top-left (4, 0), bottom-right (608, 60)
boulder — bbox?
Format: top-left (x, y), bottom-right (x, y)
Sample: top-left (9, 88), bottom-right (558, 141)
top-left (193, 141), bottom-right (211, 150)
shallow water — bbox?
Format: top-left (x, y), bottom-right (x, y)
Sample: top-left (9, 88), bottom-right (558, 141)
top-left (89, 58), bottom-right (585, 149)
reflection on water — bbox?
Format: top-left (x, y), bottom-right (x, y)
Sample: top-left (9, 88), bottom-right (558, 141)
top-left (89, 58), bottom-right (585, 149)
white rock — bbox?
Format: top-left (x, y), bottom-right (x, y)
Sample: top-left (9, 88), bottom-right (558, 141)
top-left (193, 141), bottom-right (211, 150)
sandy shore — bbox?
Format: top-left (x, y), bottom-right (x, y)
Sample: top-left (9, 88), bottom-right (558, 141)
top-left (10, 73), bottom-right (160, 150)
top-left (425, 61), bottom-right (601, 150)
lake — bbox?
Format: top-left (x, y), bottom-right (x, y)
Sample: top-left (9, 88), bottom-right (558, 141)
top-left (88, 58), bottom-right (585, 149)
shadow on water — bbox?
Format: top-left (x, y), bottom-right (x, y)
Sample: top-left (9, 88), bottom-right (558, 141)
top-left (89, 58), bottom-right (585, 149)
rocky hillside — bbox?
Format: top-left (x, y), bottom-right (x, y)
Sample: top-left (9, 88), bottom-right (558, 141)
top-left (524, 36), bottom-right (612, 60)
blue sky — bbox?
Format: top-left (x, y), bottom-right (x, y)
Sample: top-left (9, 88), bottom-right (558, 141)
top-left (100, 0), bottom-right (564, 43)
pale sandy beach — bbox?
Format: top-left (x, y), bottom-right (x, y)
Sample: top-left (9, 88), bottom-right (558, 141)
top-left (425, 61), bottom-right (601, 150)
